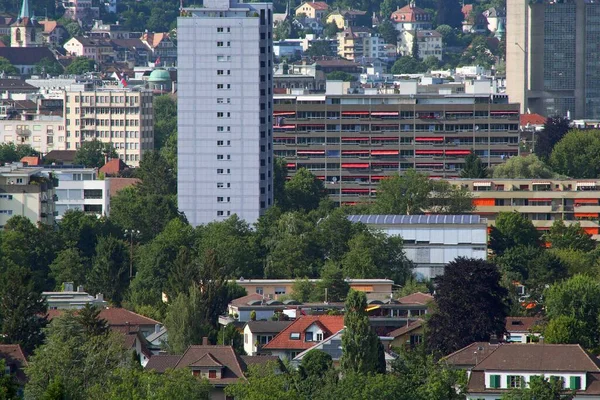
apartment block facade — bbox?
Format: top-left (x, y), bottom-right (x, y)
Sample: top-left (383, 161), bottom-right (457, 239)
top-left (177, 0), bottom-right (274, 226)
top-left (448, 178), bottom-right (600, 238)
top-left (273, 93), bottom-right (520, 205)
top-left (63, 84), bottom-right (154, 166)
top-left (506, 0), bottom-right (600, 118)
top-left (0, 115), bottom-right (65, 154)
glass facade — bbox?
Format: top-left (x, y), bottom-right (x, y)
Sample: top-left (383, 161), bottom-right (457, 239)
top-left (586, 3), bottom-right (600, 118)
top-left (543, 3), bottom-right (576, 92)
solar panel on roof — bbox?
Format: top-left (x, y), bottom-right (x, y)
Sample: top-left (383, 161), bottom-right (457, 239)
top-left (347, 215), bottom-right (482, 225)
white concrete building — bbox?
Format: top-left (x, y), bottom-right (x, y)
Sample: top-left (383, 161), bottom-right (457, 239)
top-left (399, 29), bottom-right (443, 61)
top-left (44, 167), bottom-right (110, 219)
top-left (42, 282), bottom-right (107, 310)
top-left (177, 0), bottom-right (274, 226)
top-left (0, 115), bottom-right (65, 154)
top-left (242, 320), bottom-right (292, 356)
top-left (347, 215), bottom-right (488, 280)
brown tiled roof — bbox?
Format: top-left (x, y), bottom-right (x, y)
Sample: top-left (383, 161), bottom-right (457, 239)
top-left (39, 20), bottom-right (61, 33)
top-left (146, 354), bottom-right (181, 372)
top-left (263, 315), bottom-right (344, 351)
top-left (0, 344), bottom-right (27, 383)
top-left (189, 353), bottom-right (223, 368)
top-left (45, 307), bottom-right (160, 327)
top-left (443, 342), bottom-right (503, 368)
top-left (245, 321), bottom-right (292, 334)
top-left (298, 1), bottom-right (329, 10)
top-left (240, 355), bottom-right (281, 368)
top-left (0, 47), bottom-right (56, 66)
top-left (473, 344), bottom-right (600, 372)
top-left (99, 158), bottom-right (129, 175)
top-left (175, 345), bottom-right (246, 384)
top-left (388, 318), bottom-right (424, 338)
top-left (390, 4), bottom-right (430, 22)
top-left (505, 317), bottom-right (543, 333)
top-left (107, 177), bottom-right (140, 198)
top-left (520, 113), bottom-right (546, 126)
top-left (397, 292), bottom-right (433, 305)
top-left (230, 293), bottom-right (267, 307)
top-left (44, 150), bottom-right (77, 163)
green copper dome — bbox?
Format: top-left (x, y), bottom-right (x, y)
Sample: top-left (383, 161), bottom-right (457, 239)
top-left (148, 69), bottom-right (171, 82)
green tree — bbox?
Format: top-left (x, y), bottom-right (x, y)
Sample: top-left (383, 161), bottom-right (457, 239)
top-left (316, 261), bottom-right (350, 302)
top-left (298, 350), bottom-right (333, 378)
top-left (341, 290), bottom-right (386, 374)
top-left (460, 151), bottom-right (488, 178)
top-left (77, 303), bottom-right (108, 338)
top-left (544, 315), bottom-right (586, 346)
top-left (378, 20), bottom-right (398, 46)
top-left (435, 24), bottom-right (458, 46)
top-left (62, 20), bottom-right (83, 37)
top-left (153, 95), bottom-right (177, 150)
top-left (544, 275), bottom-right (600, 350)
top-left (544, 220), bottom-right (596, 252)
top-left (33, 57), bottom-right (63, 76)
top-left (290, 278), bottom-right (316, 302)
top-left (535, 116), bottom-right (571, 162)
top-left (502, 375), bottom-right (575, 400)
top-left (323, 21), bottom-right (341, 38)
top-left (25, 311), bottom-right (129, 399)
top-left (489, 212), bottom-right (540, 256)
top-left (65, 56), bottom-right (96, 75)
top-left (397, 278), bottom-right (430, 298)
top-left (217, 323), bottom-right (246, 355)
top-left (492, 154), bottom-right (557, 179)
top-left (58, 210), bottom-right (118, 261)
top-left (273, 157), bottom-right (288, 206)
top-left (73, 139), bottom-right (117, 168)
top-left (550, 129), bottom-right (600, 178)
top-left (326, 71), bottom-right (357, 82)
top-left (305, 41), bottom-right (334, 57)
top-left (0, 264), bottom-right (47, 354)
top-left (436, 0), bottom-right (464, 28)
top-left (0, 57), bottom-right (18, 75)
top-left (87, 236), bottom-right (129, 306)
top-left (426, 257), bottom-right (509, 356)
top-left (273, 20), bottom-right (291, 41)
top-left (0, 359), bottom-right (18, 400)
top-left (135, 150), bottom-right (176, 196)
top-left (226, 363), bottom-right (301, 400)
top-left (549, 248), bottom-right (599, 276)
top-left (283, 168), bottom-right (326, 212)
top-left (49, 247), bottom-right (86, 290)
top-left (391, 56), bottom-right (427, 74)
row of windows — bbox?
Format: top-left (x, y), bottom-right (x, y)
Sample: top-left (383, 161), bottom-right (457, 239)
top-left (66, 119), bottom-right (141, 127)
top-left (69, 95), bottom-right (140, 104)
top-left (216, 154), bottom-right (231, 160)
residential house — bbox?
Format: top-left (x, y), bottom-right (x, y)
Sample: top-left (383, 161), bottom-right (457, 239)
top-left (484, 7), bottom-right (505, 33)
top-left (147, 326), bottom-right (168, 354)
top-left (46, 167), bottom-right (110, 218)
top-left (399, 29), bottom-right (443, 61)
top-left (292, 16), bottom-right (324, 35)
top-left (465, 344), bottom-right (600, 399)
top-left (0, 163), bottom-right (56, 227)
top-left (122, 330), bottom-right (153, 367)
top-left (390, 2), bottom-right (433, 32)
top-left (337, 27), bottom-right (389, 61)
top-left (64, 36), bottom-right (114, 63)
top-left (505, 317), bottom-right (543, 343)
top-left (140, 33), bottom-right (177, 67)
top-left (295, 1), bottom-right (329, 19)
top-left (110, 38), bottom-right (150, 66)
top-left (62, 0), bottom-right (99, 27)
top-left (313, 58), bottom-right (361, 74)
top-left (38, 21), bottom-right (68, 46)
top-left (90, 20), bottom-right (141, 39)
top-left (387, 318), bottom-right (425, 349)
top-left (461, 4), bottom-right (488, 33)
top-left (100, 158), bottom-right (130, 176)
top-left (0, 344), bottom-right (27, 392)
top-left (106, 177), bottom-right (139, 198)
top-left (145, 339), bottom-right (248, 400)
top-left (44, 150), bottom-right (77, 165)
top-left (42, 282), bottom-right (107, 309)
top-left (243, 321), bottom-right (293, 356)
top-left (443, 341), bottom-right (504, 370)
top-left (326, 9), bottom-right (368, 29)
top-left (0, 47), bottom-right (56, 75)
top-left (262, 315), bottom-right (344, 361)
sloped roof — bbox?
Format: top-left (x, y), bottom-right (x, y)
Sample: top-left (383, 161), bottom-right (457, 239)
top-left (145, 354), bottom-right (181, 372)
top-left (189, 353), bottom-right (223, 368)
top-left (474, 344), bottom-right (600, 372)
top-left (297, 1), bottom-right (329, 11)
top-left (230, 293), bottom-right (267, 307)
top-left (388, 319), bottom-right (424, 338)
top-left (397, 292), bottom-right (434, 305)
top-left (520, 113), bottom-right (546, 127)
top-left (106, 177), bottom-right (140, 198)
top-left (46, 307), bottom-right (160, 327)
top-left (443, 341), bottom-right (503, 368)
top-left (505, 317), bottom-right (543, 333)
top-left (391, 4), bottom-right (430, 22)
top-left (44, 150), bottom-right (76, 163)
top-left (245, 320), bottom-right (292, 334)
top-left (240, 355), bottom-right (281, 368)
top-left (176, 345), bottom-right (246, 384)
top-left (20, 155), bottom-right (40, 166)
top-left (0, 344), bottom-right (27, 383)
top-left (99, 158), bottom-right (128, 175)
top-left (0, 47), bottom-right (55, 66)
top-left (140, 32), bottom-right (169, 48)
top-left (262, 315), bottom-right (344, 351)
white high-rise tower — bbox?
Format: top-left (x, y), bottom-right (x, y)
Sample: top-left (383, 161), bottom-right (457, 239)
top-left (177, 0), bottom-right (274, 226)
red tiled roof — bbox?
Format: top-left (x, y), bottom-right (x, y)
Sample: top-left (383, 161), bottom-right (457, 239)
top-left (263, 315), bottom-right (344, 351)
top-left (397, 292), bottom-right (433, 305)
top-left (505, 317), bottom-right (544, 333)
top-left (107, 177), bottom-right (140, 198)
top-left (391, 4), bottom-right (430, 22)
top-left (45, 307), bottom-right (160, 326)
top-left (520, 113), bottom-right (546, 127)
top-left (299, 1), bottom-right (329, 10)
top-left (99, 158), bottom-right (129, 175)
top-left (20, 156), bottom-right (40, 166)
top-left (461, 4), bottom-right (473, 18)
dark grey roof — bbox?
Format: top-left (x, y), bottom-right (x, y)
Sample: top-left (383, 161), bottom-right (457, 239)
top-left (0, 47), bottom-right (56, 66)
top-left (347, 215), bottom-right (484, 225)
top-left (245, 321), bottom-right (292, 334)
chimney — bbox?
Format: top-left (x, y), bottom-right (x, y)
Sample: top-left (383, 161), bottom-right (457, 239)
top-left (63, 282), bottom-right (74, 292)
top-left (155, 324), bottom-right (161, 334)
top-left (489, 334), bottom-right (499, 345)
top-left (96, 293), bottom-right (104, 302)
top-left (202, 337), bottom-right (209, 346)
top-left (77, 285), bottom-right (84, 292)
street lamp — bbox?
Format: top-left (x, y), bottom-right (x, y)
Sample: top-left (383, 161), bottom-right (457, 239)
top-left (124, 229), bottom-right (140, 279)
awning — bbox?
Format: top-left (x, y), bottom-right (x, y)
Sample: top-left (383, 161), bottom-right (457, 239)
top-left (371, 150), bottom-right (399, 155)
top-left (286, 163), bottom-right (296, 168)
top-left (342, 137), bottom-right (369, 141)
top-left (273, 111), bottom-right (296, 116)
top-left (577, 182), bottom-right (597, 187)
top-left (415, 150), bottom-right (443, 155)
top-left (371, 112), bottom-right (399, 116)
top-left (342, 111), bottom-right (369, 115)
top-left (297, 150), bottom-right (325, 155)
top-left (371, 176), bottom-right (386, 180)
top-left (575, 199), bottom-right (599, 204)
top-left (473, 181), bottom-right (492, 187)
top-left (575, 213), bottom-right (599, 218)
top-left (342, 163), bottom-right (369, 168)
top-left (274, 125), bottom-right (296, 129)
top-left (415, 137), bottom-right (444, 142)
top-left (365, 305), bottom-right (381, 312)
top-left (532, 181), bottom-right (551, 185)
top-left (445, 150), bottom-right (472, 155)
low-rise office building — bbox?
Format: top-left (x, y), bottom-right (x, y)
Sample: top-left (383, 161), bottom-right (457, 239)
top-left (347, 215), bottom-right (488, 279)
top-left (0, 114), bottom-right (65, 154)
top-left (0, 163), bottom-right (56, 227)
top-left (448, 178), bottom-right (600, 239)
top-left (45, 167), bottom-right (110, 218)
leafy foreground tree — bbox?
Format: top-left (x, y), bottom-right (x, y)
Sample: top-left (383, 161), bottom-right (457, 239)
top-left (87, 367), bottom-right (211, 400)
top-left (460, 151), bottom-right (488, 178)
top-left (87, 235), bottom-right (129, 306)
top-left (502, 376), bottom-right (574, 400)
top-left (65, 56), bottom-right (96, 75)
top-left (535, 116), bottom-right (571, 161)
top-left (0, 359), bottom-right (18, 399)
top-left (489, 212), bottom-right (540, 256)
top-left (283, 168), bottom-right (327, 212)
top-left (73, 139), bottom-right (117, 168)
top-left (341, 290), bottom-right (385, 374)
top-left (550, 129), bottom-right (600, 178)
top-left (25, 311), bottom-right (129, 399)
top-left (427, 257), bottom-right (509, 356)
top-left (544, 275), bottom-right (600, 350)
top-left (492, 154), bottom-right (556, 179)
top-left (217, 323), bottom-right (245, 355)
top-left (543, 220), bottom-right (596, 252)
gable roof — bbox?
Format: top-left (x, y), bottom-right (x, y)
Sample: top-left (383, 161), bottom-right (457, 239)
top-left (140, 32), bottom-right (170, 48)
top-left (391, 4), bottom-right (430, 22)
top-left (175, 345), bottom-right (246, 384)
top-left (505, 317), bottom-right (543, 333)
top-left (99, 158), bottom-right (129, 175)
top-left (388, 319), bottom-right (424, 338)
top-left (520, 113), bottom-right (546, 127)
top-left (20, 155), bottom-right (40, 166)
top-left (240, 355), bottom-right (281, 368)
top-left (443, 341), bottom-right (503, 368)
top-left (262, 315), bottom-right (344, 351)
top-left (473, 344), bottom-right (600, 372)
top-left (397, 292), bottom-right (433, 305)
top-left (189, 353), bottom-right (223, 368)
top-left (297, 1), bottom-right (329, 11)
top-left (0, 47), bottom-right (55, 66)
top-left (245, 320), bottom-right (292, 334)
top-left (46, 307), bottom-right (160, 327)
top-left (145, 354), bottom-right (181, 373)
top-left (0, 344), bottom-right (27, 383)
top-left (44, 150), bottom-right (76, 163)
top-left (230, 293), bottom-right (267, 307)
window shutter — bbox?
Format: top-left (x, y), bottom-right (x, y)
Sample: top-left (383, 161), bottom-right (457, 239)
top-left (490, 374), bottom-right (500, 388)
top-left (506, 375), bottom-right (511, 388)
top-left (570, 376), bottom-right (581, 390)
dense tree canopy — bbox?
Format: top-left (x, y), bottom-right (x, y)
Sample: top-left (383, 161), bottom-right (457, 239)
top-left (535, 117), bottom-right (571, 161)
top-left (65, 57), bottom-right (96, 75)
top-left (73, 139), bottom-right (118, 168)
top-left (550, 129), bottom-right (600, 178)
top-left (492, 154), bottom-right (556, 179)
top-left (489, 212), bottom-right (540, 256)
top-left (461, 152), bottom-right (488, 178)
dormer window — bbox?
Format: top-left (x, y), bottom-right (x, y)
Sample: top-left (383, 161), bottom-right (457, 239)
top-left (290, 332), bottom-right (300, 340)
top-left (305, 332), bottom-right (313, 342)
top-left (209, 370), bottom-right (217, 378)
